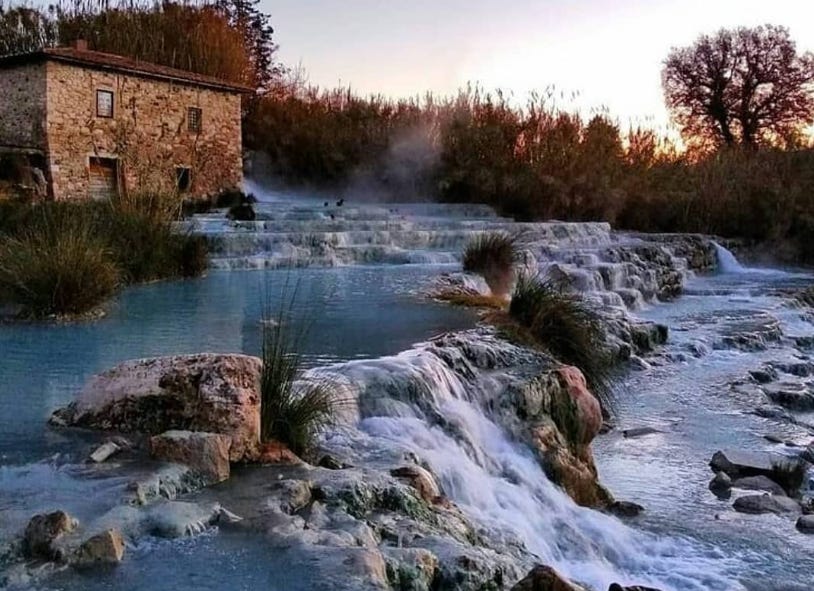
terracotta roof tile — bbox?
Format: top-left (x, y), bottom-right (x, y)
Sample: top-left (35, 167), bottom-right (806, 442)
top-left (0, 46), bottom-right (254, 94)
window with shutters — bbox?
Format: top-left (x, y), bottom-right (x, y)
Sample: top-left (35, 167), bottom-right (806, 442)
top-left (96, 90), bottom-right (114, 118)
top-left (187, 107), bottom-right (202, 132)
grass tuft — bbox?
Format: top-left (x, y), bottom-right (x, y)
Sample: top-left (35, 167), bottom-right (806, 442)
top-left (461, 232), bottom-right (521, 296)
top-left (0, 209), bottom-right (119, 317)
top-left (509, 273), bottom-right (615, 412)
top-left (260, 286), bottom-right (334, 457)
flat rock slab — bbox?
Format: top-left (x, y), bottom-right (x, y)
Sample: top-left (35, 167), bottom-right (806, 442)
top-left (710, 449), bottom-right (777, 478)
top-left (732, 494), bottom-right (801, 515)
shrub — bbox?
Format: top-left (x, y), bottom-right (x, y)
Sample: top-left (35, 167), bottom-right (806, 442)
top-left (509, 274), bottom-right (614, 411)
top-left (0, 211), bottom-right (119, 316)
top-left (260, 299), bottom-right (333, 456)
top-left (461, 232), bottom-right (521, 296)
top-left (770, 459), bottom-right (807, 497)
top-left (228, 202), bottom-right (256, 221)
top-left (175, 234), bottom-right (210, 277)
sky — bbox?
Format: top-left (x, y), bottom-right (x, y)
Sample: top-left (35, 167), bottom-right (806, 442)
top-left (263, 0), bottom-right (814, 130)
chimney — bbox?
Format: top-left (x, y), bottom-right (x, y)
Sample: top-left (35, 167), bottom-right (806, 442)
top-left (74, 39), bottom-right (88, 51)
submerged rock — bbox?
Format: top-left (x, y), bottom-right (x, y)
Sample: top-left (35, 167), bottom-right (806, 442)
top-left (149, 430), bottom-right (231, 485)
top-left (511, 564), bottom-right (589, 591)
top-left (23, 511), bottom-right (78, 561)
top-left (50, 354), bottom-right (261, 462)
top-left (71, 529), bottom-right (125, 568)
top-left (608, 585), bottom-right (663, 591)
top-left (606, 500), bottom-right (644, 518)
top-left (796, 514), bottom-right (814, 533)
top-left (622, 427), bottom-right (662, 439)
top-left (732, 494), bottom-right (801, 515)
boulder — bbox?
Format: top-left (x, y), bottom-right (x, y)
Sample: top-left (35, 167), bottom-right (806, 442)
top-left (71, 529), bottom-right (125, 568)
top-left (555, 366), bottom-right (602, 444)
top-left (149, 430), bottom-right (231, 484)
top-left (511, 565), bottom-right (589, 591)
top-left (709, 471), bottom-right (732, 496)
top-left (391, 465), bottom-right (442, 504)
top-left (731, 475), bottom-right (786, 496)
top-left (709, 450), bottom-right (776, 479)
top-left (732, 494), bottom-right (801, 515)
top-left (795, 514), bottom-right (814, 533)
top-left (23, 510), bottom-right (78, 561)
top-left (50, 354), bottom-right (261, 462)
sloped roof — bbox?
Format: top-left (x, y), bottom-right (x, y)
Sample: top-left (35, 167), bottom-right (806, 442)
top-left (0, 46), bottom-right (254, 94)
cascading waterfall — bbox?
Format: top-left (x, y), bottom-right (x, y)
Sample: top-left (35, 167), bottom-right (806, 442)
top-left (321, 334), bottom-right (748, 591)
top-left (713, 242), bottom-right (746, 274)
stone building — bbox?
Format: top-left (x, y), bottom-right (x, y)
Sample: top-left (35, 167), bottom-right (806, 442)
top-left (0, 41), bottom-right (250, 201)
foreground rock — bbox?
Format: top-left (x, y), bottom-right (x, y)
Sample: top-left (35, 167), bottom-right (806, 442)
top-left (23, 511), bottom-right (77, 561)
top-left (149, 430), bottom-right (231, 485)
top-left (71, 529), bottom-right (125, 567)
top-left (731, 475), bottom-right (786, 496)
top-left (732, 494), bottom-right (801, 515)
top-left (50, 354), bottom-right (261, 461)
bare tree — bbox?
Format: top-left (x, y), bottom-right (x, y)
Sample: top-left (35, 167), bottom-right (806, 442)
top-left (663, 25), bottom-right (814, 148)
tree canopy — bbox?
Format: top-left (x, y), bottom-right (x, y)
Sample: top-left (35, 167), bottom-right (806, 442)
top-left (662, 25), bottom-right (814, 149)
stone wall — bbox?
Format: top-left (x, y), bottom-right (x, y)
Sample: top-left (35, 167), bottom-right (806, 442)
top-left (0, 63), bottom-right (47, 152)
top-left (45, 61), bottom-right (243, 201)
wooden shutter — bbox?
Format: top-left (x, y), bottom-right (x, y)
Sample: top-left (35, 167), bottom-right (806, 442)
top-left (88, 158), bottom-right (118, 201)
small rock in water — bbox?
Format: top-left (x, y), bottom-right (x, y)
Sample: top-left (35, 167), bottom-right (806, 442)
top-left (72, 529), bottom-right (125, 568)
top-left (23, 510), bottom-right (78, 561)
top-left (511, 564), bottom-right (587, 590)
top-left (709, 472), bottom-right (732, 497)
top-left (796, 514), bottom-right (814, 533)
top-left (731, 475), bottom-right (786, 496)
top-left (609, 584), bottom-right (664, 591)
top-left (88, 441), bottom-right (120, 463)
top-left (622, 427), bottom-right (663, 439)
top-left (749, 368), bottom-right (778, 384)
top-left (606, 500), bottom-right (644, 518)
top-left (318, 454), bottom-right (347, 470)
top-left (709, 449), bottom-right (775, 479)
top-left (732, 494), bottom-right (801, 515)
top-left (763, 434), bottom-right (784, 444)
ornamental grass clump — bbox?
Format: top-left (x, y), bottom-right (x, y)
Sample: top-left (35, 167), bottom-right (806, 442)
top-left (509, 273), bottom-right (615, 412)
top-left (461, 231), bottom-right (521, 297)
top-left (0, 209), bottom-right (119, 317)
top-left (260, 295), bottom-right (334, 457)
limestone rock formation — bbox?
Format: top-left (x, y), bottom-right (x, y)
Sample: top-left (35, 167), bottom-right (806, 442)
top-left (50, 354), bottom-right (261, 461)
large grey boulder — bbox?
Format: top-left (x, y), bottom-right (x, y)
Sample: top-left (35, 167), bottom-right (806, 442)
top-left (732, 494), bottom-right (801, 515)
top-left (50, 354), bottom-right (261, 462)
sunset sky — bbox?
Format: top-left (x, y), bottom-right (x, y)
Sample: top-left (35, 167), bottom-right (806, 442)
top-left (265, 0), bottom-right (814, 130)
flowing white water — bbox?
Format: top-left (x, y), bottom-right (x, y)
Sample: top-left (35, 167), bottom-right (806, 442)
top-left (713, 242), bottom-right (746, 274)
